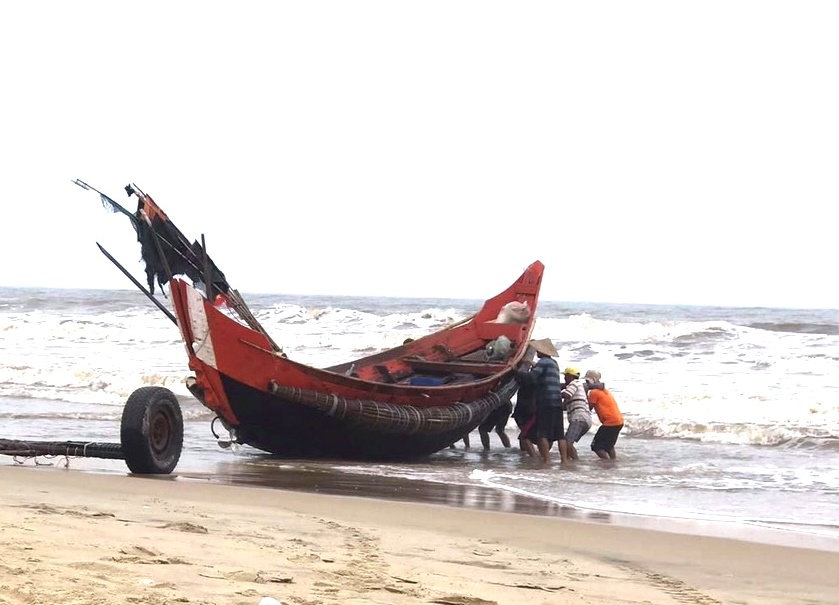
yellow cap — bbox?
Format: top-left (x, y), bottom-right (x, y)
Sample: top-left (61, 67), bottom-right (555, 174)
top-left (563, 366), bottom-right (580, 376)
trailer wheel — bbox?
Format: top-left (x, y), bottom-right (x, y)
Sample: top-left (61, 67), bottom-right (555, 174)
top-left (121, 387), bottom-right (184, 474)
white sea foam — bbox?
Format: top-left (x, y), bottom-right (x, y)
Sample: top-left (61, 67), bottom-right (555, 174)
top-left (527, 313), bottom-right (839, 446)
top-left (2, 292), bottom-right (839, 449)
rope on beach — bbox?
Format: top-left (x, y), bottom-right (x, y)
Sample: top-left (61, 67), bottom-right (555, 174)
top-left (12, 453), bottom-right (71, 468)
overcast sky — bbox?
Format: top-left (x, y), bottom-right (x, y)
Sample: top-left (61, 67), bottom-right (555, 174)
top-left (1, 2), bottom-right (836, 308)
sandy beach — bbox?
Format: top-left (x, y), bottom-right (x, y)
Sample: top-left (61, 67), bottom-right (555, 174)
top-left (0, 466), bottom-right (836, 605)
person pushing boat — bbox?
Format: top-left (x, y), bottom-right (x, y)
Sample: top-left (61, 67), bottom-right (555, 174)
top-left (584, 370), bottom-right (624, 460)
top-left (560, 366), bottom-right (592, 461)
top-left (517, 338), bottom-right (565, 465)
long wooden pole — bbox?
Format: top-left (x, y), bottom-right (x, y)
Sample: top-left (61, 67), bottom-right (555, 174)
top-left (96, 243), bottom-right (178, 325)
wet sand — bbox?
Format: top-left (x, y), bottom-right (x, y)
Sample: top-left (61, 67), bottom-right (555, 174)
top-left (182, 459), bottom-right (839, 552)
top-left (2, 464), bottom-right (838, 605)
top-left (5, 448), bottom-right (839, 555)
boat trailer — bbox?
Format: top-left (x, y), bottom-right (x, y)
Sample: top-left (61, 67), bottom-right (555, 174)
top-left (0, 386), bottom-right (185, 475)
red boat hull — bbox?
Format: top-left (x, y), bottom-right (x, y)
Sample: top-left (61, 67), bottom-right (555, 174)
top-left (171, 261), bottom-right (544, 459)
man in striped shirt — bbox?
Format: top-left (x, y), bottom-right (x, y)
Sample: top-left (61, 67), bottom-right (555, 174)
top-left (560, 367), bottom-right (592, 461)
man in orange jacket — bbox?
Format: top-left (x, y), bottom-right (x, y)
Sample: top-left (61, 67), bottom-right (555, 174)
top-left (584, 370), bottom-right (624, 460)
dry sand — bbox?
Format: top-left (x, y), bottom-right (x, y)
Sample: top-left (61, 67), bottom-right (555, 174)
top-left (1, 465), bottom-right (837, 605)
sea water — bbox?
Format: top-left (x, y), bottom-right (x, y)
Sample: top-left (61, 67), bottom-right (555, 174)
top-left (1, 286), bottom-right (837, 545)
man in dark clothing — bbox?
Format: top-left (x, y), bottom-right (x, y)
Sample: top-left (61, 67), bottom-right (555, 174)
top-left (479, 400), bottom-right (513, 450)
top-left (517, 338), bottom-right (565, 465)
top-left (512, 376), bottom-right (537, 457)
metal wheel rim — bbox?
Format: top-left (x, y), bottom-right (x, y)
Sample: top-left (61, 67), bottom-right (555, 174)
top-left (149, 406), bottom-right (173, 454)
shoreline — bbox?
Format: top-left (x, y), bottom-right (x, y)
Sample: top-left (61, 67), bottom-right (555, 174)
top-left (2, 464), bottom-right (839, 605)
top-left (5, 453), bottom-right (838, 555)
top-left (177, 463), bottom-right (839, 553)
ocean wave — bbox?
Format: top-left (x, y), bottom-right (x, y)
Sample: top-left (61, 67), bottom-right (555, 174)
top-left (6, 298), bottom-right (837, 370)
top-left (0, 312), bottom-right (180, 347)
top-left (0, 405), bottom-right (214, 422)
top-left (535, 314), bottom-right (743, 346)
top-left (747, 321), bottom-right (839, 336)
top-left (671, 326), bottom-right (737, 345)
top-left (0, 365), bottom-right (194, 407)
top-left (259, 303), bottom-right (466, 330)
top-left (627, 418), bottom-right (839, 450)
top-left (743, 518), bottom-right (839, 539)
top-left (467, 469), bottom-right (839, 524)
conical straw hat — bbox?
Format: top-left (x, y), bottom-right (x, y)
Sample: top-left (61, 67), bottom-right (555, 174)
top-left (529, 338), bottom-right (558, 357)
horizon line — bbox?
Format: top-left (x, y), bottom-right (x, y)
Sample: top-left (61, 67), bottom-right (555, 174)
top-left (0, 284), bottom-right (836, 313)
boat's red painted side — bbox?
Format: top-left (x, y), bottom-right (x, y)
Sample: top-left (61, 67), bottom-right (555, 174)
top-left (170, 261), bottom-right (544, 429)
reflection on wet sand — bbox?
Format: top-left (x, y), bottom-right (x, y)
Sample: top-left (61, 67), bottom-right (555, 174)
top-left (177, 454), bottom-right (613, 524)
top-left (171, 453), bottom-right (839, 553)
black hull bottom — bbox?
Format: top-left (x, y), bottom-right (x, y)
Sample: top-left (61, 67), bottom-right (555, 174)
top-left (220, 375), bottom-right (494, 460)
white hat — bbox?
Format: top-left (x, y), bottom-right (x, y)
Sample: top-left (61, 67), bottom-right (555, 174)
top-left (529, 338), bottom-right (558, 357)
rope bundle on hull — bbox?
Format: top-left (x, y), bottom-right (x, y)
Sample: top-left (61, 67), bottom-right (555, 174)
top-left (268, 379), bottom-right (518, 434)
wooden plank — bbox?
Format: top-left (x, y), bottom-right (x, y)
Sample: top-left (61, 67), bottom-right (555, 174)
top-left (403, 357), bottom-right (507, 376)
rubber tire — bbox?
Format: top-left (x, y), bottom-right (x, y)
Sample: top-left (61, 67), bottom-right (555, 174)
top-left (121, 386), bottom-right (184, 474)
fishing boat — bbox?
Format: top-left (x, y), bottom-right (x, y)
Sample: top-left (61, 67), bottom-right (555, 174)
top-left (73, 180), bottom-right (544, 471)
